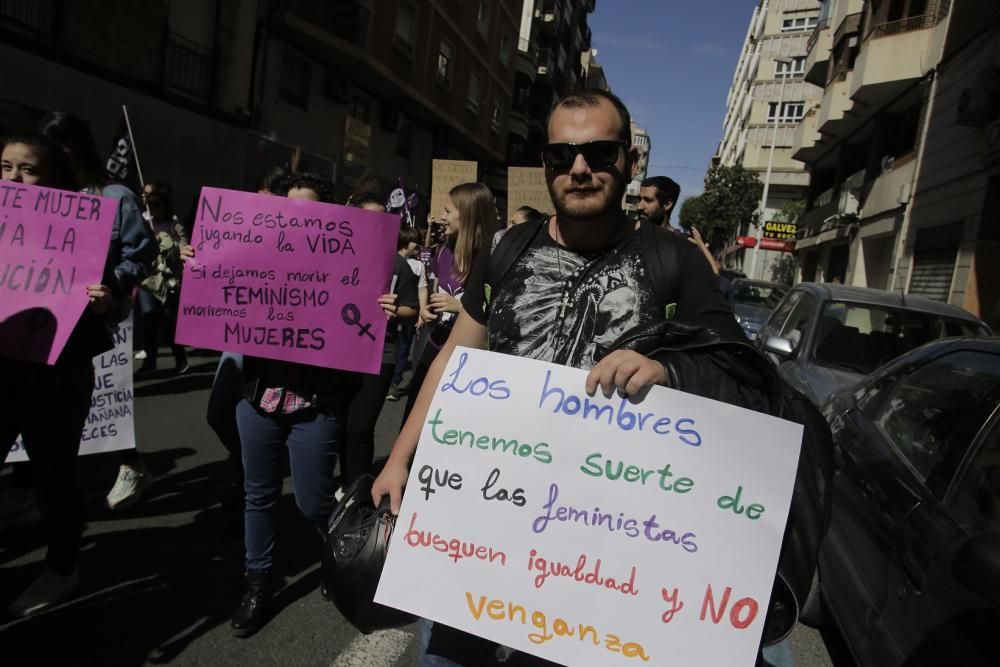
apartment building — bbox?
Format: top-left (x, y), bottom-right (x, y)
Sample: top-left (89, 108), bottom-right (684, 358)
top-left (624, 122), bottom-right (651, 215)
top-left (0, 0), bottom-right (522, 216)
top-left (714, 0), bottom-right (823, 281)
top-left (507, 0), bottom-right (598, 167)
top-left (792, 0), bottom-right (1000, 325)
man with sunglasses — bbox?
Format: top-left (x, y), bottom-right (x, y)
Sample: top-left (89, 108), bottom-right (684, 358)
top-left (373, 89), bottom-right (777, 667)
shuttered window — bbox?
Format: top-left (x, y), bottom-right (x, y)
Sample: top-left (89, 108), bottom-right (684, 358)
top-left (909, 223), bottom-right (962, 302)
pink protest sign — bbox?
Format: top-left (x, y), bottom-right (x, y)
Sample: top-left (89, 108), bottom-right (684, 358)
top-left (175, 187), bottom-right (399, 374)
top-left (0, 182), bottom-right (116, 365)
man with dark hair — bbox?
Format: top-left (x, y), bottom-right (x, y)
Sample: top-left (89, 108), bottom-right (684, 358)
top-left (638, 175), bottom-right (680, 227)
top-left (374, 86), bottom-right (832, 667)
top-left (282, 172), bottom-right (335, 204)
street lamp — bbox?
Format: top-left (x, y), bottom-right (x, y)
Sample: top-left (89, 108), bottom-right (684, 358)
top-left (748, 56), bottom-right (791, 281)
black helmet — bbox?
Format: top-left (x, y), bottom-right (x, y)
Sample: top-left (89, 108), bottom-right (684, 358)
top-left (323, 473), bottom-right (417, 634)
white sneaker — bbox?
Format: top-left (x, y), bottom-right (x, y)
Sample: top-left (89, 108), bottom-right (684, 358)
top-left (106, 460), bottom-right (153, 510)
top-left (7, 566), bottom-right (79, 618)
top-left (0, 487), bottom-right (41, 530)
top-left (134, 350), bottom-right (147, 360)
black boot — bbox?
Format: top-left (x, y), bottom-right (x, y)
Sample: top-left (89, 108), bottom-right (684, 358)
top-left (231, 569), bottom-right (271, 637)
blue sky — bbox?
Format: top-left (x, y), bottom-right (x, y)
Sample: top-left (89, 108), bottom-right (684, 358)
top-left (590, 0), bottom-right (757, 211)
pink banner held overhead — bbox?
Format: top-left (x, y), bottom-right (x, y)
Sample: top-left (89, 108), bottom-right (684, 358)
top-left (175, 187), bottom-right (399, 374)
top-left (0, 183), bottom-right (116, 365)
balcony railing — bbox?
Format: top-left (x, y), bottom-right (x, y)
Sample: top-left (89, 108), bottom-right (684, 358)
top-left (865, 14), bottom-right (935, 41)
top-left (272, 0), bottom-right (370, 48)
top-left (805, 18), bottom-right (830, 55)
top-left (833, 12), bottom-right (861, 47)
top-left (0, 0), bottom-right (54, 35)
top-left (164, 32), bottom-right (212, 102)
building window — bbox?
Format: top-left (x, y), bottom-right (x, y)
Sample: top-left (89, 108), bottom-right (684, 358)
top-left (781, 15), bottom-right (818, 32)
top-left (477, 0), bottom-right (491, 36)
top-left (436, 40), bottom-right (454, 89)
top-left (500, 32), bottom-right (511, 66)
top-left (775, 57), bottom-right (806, 79)
top-left (394, 2), bottom-right (416, 54)
top-left (767, 101), bottom-right (805, 122)
top-left (396, 115), bottom-right (413, 158)
top-left (491, 98), bottom-right (504, 132)
top-left (468, 71), bottom-right (482, 113)
top-left (279, 48), bottom-right (312, 111)
top-left (350, 95), bottom-right (371, 124)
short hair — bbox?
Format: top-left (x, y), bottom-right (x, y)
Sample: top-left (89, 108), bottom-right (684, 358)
top-left (257, 164), bottom-right (289, 194)
top-left (516, 205), bottom-right (541, 217)
top-left (352, 193), bottom-right (384, 210)
top-left (37, 111), bottom-right (106, 188)
top-left (547, 89), bottom-right (632, 144)
top-left (282, 172), bottom-right (334, 203)
top-left (2, 133), bottom-right (74, 189)
top-left (398, 226), bottom-right (421, 250)
top-left (641, 176), bottom-right (681, 206)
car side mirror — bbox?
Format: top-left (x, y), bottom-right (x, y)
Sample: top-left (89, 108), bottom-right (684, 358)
top-left (951, 532), bottom-right (1000, 606)
top-left (764, 335), bottom-right (795, 359)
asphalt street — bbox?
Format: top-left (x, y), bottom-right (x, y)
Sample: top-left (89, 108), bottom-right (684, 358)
top-left (0, 348), bottom-right (840, 666)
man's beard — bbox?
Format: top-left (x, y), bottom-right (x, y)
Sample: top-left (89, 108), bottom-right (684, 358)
top-left (639, 208), bottom-right (665, 226)
top-left (549, 176), bottom-right (628, 221)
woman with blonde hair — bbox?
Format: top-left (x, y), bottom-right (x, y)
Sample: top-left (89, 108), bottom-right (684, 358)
top-left (402, 182), bottom-right (498, 419)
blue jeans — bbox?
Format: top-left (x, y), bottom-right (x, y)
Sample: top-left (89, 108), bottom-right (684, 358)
top-left (236, 399), bottom-right (340, 571)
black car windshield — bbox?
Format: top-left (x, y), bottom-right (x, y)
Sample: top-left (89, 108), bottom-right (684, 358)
top-left (813, 301), bottom-right (988, 374)
top-left (731, 281), bottom-right (787, 309)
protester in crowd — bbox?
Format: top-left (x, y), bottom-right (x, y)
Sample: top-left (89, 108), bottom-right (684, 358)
top-left (137, 183), bottom-right (189, 375)
top-left (386, 226), bottom-right (426, 402)
top-left (210, 173), bottom-right (402, 637)
top-left (508, 205), bottom-right (544, 228)
top-left (0, 133), bottom-right (129, 617)
top-left (373, 89), bottom-right (829, 667)
top-left (338, 195), bottom-right (418, 486)
top-left (402, 182), bottom-right (499, 421)
top-left (39, 111), bottom-right (158, 511)
top-left (204, 165), bottom-right (289, 515)
top-left (637, 174), bottom-right (680, 228)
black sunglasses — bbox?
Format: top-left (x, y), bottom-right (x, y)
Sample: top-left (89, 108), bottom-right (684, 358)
top-left (542, 140), bottom-right (628, 171)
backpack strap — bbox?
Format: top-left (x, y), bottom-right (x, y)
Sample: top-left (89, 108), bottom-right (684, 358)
top-left (483, 216), bottom-right (547, 311)
top-left (639, 221), bottom-right (682, 320)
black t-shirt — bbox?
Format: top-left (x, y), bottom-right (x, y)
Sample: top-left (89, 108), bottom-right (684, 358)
top-left (383, 254), bottom-right (419, 364)
top-left (462, 223), bottom-right (733, 370)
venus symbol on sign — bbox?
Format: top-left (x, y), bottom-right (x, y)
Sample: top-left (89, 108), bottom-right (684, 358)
top-left (341, 303), bottom-right (375, 340)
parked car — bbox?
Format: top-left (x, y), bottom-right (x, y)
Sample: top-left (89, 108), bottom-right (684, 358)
top-left (818, 338), bottom-right (1000, 666)
top-left (729, 278), bottom-right (787, 340)
top-left (756, 283), bottom-right (991, 407)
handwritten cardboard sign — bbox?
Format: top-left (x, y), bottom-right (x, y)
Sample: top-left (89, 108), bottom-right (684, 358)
top-left (430, 160), bottom-right (477, 220)
top-left (0, 182), bottom-right (116, 365)
top-left (507, 167), bottom-right (552, 225)
top-left (175, 188), bottom-right (398, 374)
top-left (377, 347), bottom-right (803, 666)
top-left (9, 315), bottom-right (136, 461)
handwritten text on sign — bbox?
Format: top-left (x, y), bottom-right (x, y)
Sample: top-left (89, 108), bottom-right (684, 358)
top-left (376, 347), bottom-right (803, 666)
top-left (174, 188), bottom-right (398, 374)
top-left (9, 316), bottom-right (136, 461)
top-left (0, 182), bottom-right (116, 364)
top-left (430, 160), bottom-right (477, 220)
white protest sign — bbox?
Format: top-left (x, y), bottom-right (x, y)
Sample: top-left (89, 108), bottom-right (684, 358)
top-left (8, 316), bottom-right (136, 461)
top-left (376, 347), bottom-right (803, 666)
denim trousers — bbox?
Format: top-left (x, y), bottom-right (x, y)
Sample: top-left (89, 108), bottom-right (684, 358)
top-left (236, 399), bottom-right (340, 571)
top-left (206, 352), bottom-right (244, 458)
